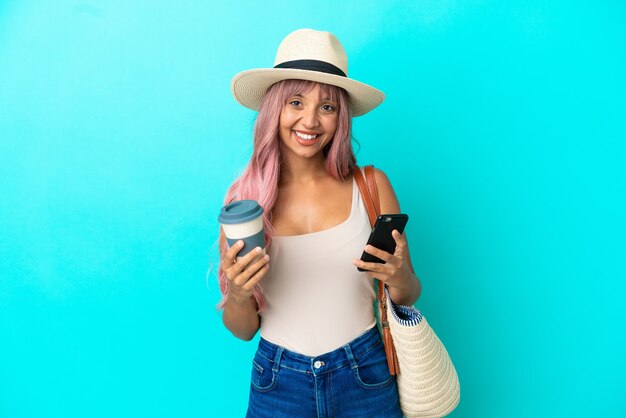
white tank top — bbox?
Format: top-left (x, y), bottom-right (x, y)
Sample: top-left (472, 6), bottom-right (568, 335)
top-left (259, 176), bottom-right (376, 356)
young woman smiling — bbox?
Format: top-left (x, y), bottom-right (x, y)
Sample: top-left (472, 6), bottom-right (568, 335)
top-left (218, 29), bottom-right (421, 418)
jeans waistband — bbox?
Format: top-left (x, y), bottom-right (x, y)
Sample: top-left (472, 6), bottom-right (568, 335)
top-left (256, 326), bottom-right (382, 376)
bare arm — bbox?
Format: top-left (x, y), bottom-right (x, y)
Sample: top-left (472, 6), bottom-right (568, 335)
top-left (219, 233), bottom-right (269, 340)
top-left (222, 294), bottom-right (261, 341)
top-left (352, 168), bottom-right (422, 306)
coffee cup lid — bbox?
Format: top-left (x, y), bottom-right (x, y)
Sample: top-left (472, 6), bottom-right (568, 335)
top-left (218, 200), bottom-right (264, 224)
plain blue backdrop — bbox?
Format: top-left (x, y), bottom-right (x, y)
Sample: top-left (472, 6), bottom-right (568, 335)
top-left (1, 1), bottom-right (625, 417)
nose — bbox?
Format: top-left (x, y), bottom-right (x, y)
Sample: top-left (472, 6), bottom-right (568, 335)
top-left (300, 105), bottom-right (320, 129)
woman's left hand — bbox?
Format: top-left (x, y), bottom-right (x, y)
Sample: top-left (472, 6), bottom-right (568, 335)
top-left (352, 229), bottom-right (414, 290)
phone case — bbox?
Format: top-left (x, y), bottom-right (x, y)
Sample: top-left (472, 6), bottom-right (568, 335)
top-left (357, 214), bottom-right (409, 272)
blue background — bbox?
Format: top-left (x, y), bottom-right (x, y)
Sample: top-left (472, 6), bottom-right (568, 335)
top-left (1, 1), bottom-right (624, 417)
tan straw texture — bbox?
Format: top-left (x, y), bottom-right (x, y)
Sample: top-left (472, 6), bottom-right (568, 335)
top-left (382, 294), bottom-right (460, 417)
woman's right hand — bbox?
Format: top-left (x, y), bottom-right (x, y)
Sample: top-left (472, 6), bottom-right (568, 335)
top-left (222, 240), bottom-right (270, 305)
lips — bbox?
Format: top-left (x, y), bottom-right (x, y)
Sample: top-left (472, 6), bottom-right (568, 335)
top-left (293, 130), bottom-right (321, 146)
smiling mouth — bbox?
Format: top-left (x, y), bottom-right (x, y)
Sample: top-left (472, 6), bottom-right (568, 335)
top-left (294, 130), bottom-right (320, 140)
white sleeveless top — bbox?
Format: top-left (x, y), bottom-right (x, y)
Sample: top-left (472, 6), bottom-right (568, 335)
top-left (259, 176), bottom-right (376, 356)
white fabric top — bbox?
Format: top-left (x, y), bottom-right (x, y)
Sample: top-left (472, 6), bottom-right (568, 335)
top-left (259, 176), bottom-right (376, 356)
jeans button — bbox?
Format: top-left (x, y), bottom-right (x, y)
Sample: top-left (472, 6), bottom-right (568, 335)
top-left (313, 360), bottom-right (324, 369)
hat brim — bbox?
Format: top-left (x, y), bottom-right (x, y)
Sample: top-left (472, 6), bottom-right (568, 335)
top-left (231, 68), bottom-right (385, 117)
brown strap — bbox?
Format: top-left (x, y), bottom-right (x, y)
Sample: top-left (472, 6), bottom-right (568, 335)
top-left (353, 168), bottom-right (377, 227)
top-left (364, 165), bottom-right (380, 216)
top-left (353, 165), bottom-right (399, 375)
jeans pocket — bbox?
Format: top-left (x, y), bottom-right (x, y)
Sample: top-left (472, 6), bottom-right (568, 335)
top-left (250, 354), bottom-right (278, 392)
top-left (352, 342), bottom-right (395, 390)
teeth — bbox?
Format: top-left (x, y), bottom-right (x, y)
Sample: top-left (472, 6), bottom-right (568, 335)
top-left (295, 131), bottom-right (318, 140)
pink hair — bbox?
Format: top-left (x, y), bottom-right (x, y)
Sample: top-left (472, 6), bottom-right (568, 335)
top-left (217, 79), bottom-right (355, 310)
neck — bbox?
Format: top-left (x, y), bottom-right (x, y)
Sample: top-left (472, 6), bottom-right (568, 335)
top-left (280, 153), bottom-right (329, 185)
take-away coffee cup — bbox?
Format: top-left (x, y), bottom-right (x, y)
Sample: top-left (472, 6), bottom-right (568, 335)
top-left (218, 200), bottom-right (265, 261)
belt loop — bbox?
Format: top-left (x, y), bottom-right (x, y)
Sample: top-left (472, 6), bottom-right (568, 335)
top-left (272, 346), bottom-right (284, 373)
top-left (342, 343), bottom-right (358, 369)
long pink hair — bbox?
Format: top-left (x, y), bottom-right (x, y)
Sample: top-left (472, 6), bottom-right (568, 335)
top-left (217, 79), bottom-right (355, 310)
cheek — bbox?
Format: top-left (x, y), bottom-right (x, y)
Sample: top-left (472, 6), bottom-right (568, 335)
top-left (325, 117), bottom-right (339, 136)
top-left (279, 127), bottom-right (292, 144)
top-left (278, 114), bottom-right (292, 138)
top-left (279, 107), bottom-right (291, 126)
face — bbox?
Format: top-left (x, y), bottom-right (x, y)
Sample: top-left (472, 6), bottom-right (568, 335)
top-left (278, 83), bottom-right (339, 161)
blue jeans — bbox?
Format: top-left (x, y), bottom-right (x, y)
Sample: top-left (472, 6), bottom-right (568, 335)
top-left (246, 326), bottom-right (402, 418)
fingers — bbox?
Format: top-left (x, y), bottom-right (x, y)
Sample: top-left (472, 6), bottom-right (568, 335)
top-left (392, 229), bottom-right (407, 256)
top-left (353, 258), bottom-right (387, 274)
top-left (232, 253), bottom-right (270, 287)
top-left (353, 244), bottom-right (391, 273)
top-left (363, 245), bottom-right (393, 263)
top-left (242, 260), bottom-right (271, 291)
top-left (353, 230), bottom-right (410, 289)
top-left (354, 239), bottom-right (403, 276)
top-left (352, 258), bottom-right (390, 282)
top-left (362, 242), bottom-right (403, 269)
top-left (224, 244), bottom-right (265, 279)
top-left (223, 240), bottom-right (244, 266)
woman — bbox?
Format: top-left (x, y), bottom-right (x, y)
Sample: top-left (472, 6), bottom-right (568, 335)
top-left (218, 29), bottom-right (422, 417)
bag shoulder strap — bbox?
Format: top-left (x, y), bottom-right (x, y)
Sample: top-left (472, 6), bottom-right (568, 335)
top-left (353, 165), bottom-right (399, 375)
top-left (364, 166), bottom-right (380, 215)
top-left (353, 166), bottom-right (377, 226)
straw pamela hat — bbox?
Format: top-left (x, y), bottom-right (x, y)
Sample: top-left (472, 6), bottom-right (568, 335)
top-left (231, 29), bottom-right (385, 116)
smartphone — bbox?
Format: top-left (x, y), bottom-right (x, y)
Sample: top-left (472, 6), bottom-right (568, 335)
top-left (357, 214), bottom-right (409, 272)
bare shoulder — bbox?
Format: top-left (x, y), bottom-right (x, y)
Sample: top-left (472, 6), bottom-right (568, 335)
top-left (372, 167), bottom-right (401, 214)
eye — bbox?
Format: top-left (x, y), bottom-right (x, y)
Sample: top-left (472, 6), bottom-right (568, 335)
top-left (321, 104), bottom-right (336, 112)
top-left (289, 99), bottom-right (302, 107)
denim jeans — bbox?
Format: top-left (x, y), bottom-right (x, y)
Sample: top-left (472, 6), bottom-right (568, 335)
top-left (246, 326), bottom-right (402, 418)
